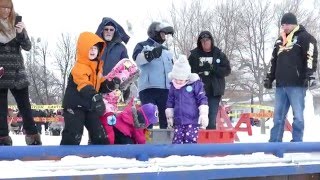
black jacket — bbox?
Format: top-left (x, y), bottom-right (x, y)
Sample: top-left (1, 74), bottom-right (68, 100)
top-left (188, 31), bottom-right (231, 97)
top-left (267, 25), bottom-right (318, 87)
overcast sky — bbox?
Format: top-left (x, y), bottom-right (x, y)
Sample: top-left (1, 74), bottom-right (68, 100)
top-left (13, 0), bottom-right (178, 55)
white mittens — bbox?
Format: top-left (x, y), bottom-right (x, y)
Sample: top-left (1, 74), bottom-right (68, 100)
top-left (198, 105), bottom-right (209, 129)
top-left (165, 108), bottom-right (174, 128)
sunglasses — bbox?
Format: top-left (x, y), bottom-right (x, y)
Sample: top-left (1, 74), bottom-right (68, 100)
top-left (104, 28), bottom-right (115, 32)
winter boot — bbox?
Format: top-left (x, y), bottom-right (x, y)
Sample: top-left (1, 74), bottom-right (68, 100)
top-left (25, 134), bottom-right (42, 145)
top-left (0, 136), bottom-right (13, 146)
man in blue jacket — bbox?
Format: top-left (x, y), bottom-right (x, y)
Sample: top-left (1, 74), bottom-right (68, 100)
top-left (96, 17), bottom-right (131, 99)
top-left (132, 22), bottom-right (174, 129)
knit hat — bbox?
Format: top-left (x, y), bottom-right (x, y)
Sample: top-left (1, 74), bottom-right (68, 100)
top-left (281, 12), bottom-right (297, 25)
top-left (138, 103), bottom-right (159, 125)
top-left (168, 55), bottom-right (191, 81)
top-left (105, 21), bottom-right (116, 28)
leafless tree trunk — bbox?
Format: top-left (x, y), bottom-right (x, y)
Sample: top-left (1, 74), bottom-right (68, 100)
top-left (54, 33), bottom-right (76, 99)
top-left (37, 39), bottom-right (50, 103)
top-left (25, 37), bottom-right (43, 104)
top-left (235, 0), bottom-right (275, 103)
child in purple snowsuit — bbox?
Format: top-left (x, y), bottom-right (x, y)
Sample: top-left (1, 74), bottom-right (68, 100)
top-left (165, 55), bottom-right (209, 144)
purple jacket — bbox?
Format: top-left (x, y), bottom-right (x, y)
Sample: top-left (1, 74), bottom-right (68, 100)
top-left (166, 76), bottom-right (208, 125)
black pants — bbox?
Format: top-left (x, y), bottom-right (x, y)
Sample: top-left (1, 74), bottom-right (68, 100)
top-left (113, 127), bottom-right (134, 144)
top-left (207, 95), bottom-right (222, 129)
top-left (60, 108), bottom-right (109, 145)
top-left (139, 88), bottom-right (168, 129)
top-left (0, 87), bottom-right (38, 136)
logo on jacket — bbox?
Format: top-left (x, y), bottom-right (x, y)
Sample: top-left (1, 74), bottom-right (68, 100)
top-left (186, 85), bottom-right (193, 92)
top-left (199, 57), bottom-right (213, 65)
top-left (216, 59), bottom-right (221, 64)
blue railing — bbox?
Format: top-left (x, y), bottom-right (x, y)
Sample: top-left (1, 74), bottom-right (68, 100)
top-left (1, 142), bottom-right (320, 179)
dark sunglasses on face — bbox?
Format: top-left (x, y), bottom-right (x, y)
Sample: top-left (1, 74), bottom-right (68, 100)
top-left (104, 28), bottom-right (115, 32)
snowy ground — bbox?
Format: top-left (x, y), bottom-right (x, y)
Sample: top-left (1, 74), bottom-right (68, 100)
top-left (1, 90), bottom-right (320, 178)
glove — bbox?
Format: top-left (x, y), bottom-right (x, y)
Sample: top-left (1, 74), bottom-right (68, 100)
top-left (144, 46), bottom-right (163, 62)
top-left (0, 67), bottom-right (4, 78)
top-left (198, 105), bottom-right (209, 129)
top-left (263, 78), bottom-right (272, 89)
top-left (306, 76), bottom-right (317, 88)
top-left (106, 78), bottom-right (120, 91)
top-left (92, 94), bottom-right (106, 116)
top-left (165, 108), bottom-right (174, 128)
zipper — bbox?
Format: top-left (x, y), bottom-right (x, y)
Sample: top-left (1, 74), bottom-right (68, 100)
top-left (95, 60), bottom-right (100, 89)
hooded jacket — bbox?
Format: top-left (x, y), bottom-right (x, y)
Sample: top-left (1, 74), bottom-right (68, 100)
top-left (113, 101), bottom-right (153, 144)
top-left (62, 32), bottom-right (110, 110)
top-left (188, 31), bottom-right (231, 97)
top-left (166, 74), bottom-right (208, 125)
top-left (267, 25), bottom-right (318, 87)
top-left (96, 17), bottom-right (130, 75)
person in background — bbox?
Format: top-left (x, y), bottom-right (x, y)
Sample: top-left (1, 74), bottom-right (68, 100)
top-left (264, 12), bottom-right (318, 142)
top-left (60, 32), bottom-right (117, 145)
top-left (0, 0), bottom-right (41, 145)
top-left (188, 31), bottom-right (231, 130)
top-left (166, 55), bottom-right (209, 144)
top-left (95, 17), bottom-right (131, 100)
top-left (132, 21), bottom-right (174, 129)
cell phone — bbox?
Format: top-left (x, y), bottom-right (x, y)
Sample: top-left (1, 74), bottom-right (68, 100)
top-left (15, 15), bottom-right (22, 25)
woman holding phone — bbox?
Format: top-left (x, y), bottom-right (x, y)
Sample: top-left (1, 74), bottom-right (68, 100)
top-left (0, 0), bottom-right (42, 145)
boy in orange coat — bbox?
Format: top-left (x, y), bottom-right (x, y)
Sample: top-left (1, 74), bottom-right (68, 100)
top-left (60, 32), bottom-right (117, 145)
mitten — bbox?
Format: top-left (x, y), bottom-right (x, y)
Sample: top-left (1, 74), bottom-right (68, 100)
top-left (198, 105), bottom-right (209, 129)
top-left (165, 108), bottom-right (174, 128)
top-left (263, 78), bottom-right (272, 89)
top-left (144, 46), bottom-right (163, 62)
top-left (92, 94), bottom-right (106, 116)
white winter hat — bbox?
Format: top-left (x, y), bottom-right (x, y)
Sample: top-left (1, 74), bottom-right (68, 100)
top-left (168, 55), bottom-right (191, 81)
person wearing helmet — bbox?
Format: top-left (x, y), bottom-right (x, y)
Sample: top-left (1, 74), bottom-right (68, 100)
top-left (132, 22), bottom-right (174, 129)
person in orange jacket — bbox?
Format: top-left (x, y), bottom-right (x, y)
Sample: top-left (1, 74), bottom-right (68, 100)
top-left (60, 32), bottom-right (118, 145)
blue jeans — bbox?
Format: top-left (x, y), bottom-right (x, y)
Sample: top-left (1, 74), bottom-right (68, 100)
top-left (269, 86), bottom-right (306, 142)
top-left (207, 95), bottom-right (221, 129)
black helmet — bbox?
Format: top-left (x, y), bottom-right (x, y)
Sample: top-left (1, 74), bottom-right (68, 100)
top-left (147, 22), bottom-right (174, 44)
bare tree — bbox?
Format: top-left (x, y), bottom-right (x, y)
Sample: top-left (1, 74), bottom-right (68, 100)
top-left (169, 0), bottom-right (214, 57)
top-left (37, 39), bottom-right (50, 103)
top-left (54, 33), bottom-right (76, 99)
top-left (24, 37), bottom-right (63, 104)
top-left (234, 0), bottom-right (275, 103)
top-left (25, 37), bottom-right (43, 103)
top-left (209, 0), bottom-right (243, 96)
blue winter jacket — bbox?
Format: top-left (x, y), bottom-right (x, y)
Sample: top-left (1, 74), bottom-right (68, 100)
top-left (96, 17), bottom-right (130, 75)
top-left (166, 79), bottom-right (208, 125)
top-left (132, 38), bottom-right (173, 92)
